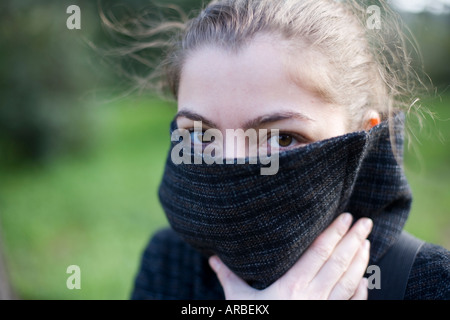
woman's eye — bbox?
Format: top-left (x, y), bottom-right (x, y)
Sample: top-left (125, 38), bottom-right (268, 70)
top-left (190, 131), bottom-right (204, 144)
top-left (190, 131), bottom-right (213, 145)
top-left (269, 134), bottom-right (297, 148)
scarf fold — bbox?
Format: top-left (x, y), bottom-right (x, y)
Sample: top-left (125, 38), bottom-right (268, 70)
top-left (158, 113), bottom-right (410, 289)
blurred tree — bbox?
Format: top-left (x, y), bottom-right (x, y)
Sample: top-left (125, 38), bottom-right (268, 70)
top-left (0, 1), bottom-right (93, 165)
top-left (0, 0), bottom-right (205, 166)
top-left (400, 11), bottom-right (450, 88)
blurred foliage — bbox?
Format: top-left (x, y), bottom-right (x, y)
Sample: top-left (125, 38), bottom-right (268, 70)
top-left (400, 11), bottom-right (450, 87)
top-left (0, 98), bottom-right (177, 299)
top-left (0, 1), bottom-right (98, 165)
top-left (0, 0), bottom-right (205, 166)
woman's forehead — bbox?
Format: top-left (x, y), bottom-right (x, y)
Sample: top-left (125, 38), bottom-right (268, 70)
top-left (177, 37), bottom-right (347, 136)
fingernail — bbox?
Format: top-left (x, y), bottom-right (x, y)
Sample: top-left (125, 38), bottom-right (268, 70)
top-left (341, 213), bottom-right (353, 225)
top-left (363, 218), bottom-right (373, 231)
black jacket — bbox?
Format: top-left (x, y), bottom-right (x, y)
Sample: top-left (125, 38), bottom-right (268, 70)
top-left (131, 228), bottom-right (450, 299)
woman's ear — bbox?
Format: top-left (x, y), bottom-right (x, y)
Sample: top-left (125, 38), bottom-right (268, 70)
top-left (363, 110), bottom-right (381, 131)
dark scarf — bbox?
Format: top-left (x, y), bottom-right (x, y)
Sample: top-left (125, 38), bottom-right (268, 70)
top-left (158, 114), bottom-right (410, 290)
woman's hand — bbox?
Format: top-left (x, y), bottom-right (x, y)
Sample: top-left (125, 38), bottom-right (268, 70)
top-left (208, 213), bottom-right (372, 300)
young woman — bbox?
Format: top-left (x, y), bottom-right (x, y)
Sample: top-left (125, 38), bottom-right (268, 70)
top-left (112, 0), bottom-right (450, 299)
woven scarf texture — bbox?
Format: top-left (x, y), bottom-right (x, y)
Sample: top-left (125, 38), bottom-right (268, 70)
top-left (158, 114), bottom-right (410, 290)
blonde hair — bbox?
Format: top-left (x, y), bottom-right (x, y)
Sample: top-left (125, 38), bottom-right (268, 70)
top-left (101, 0), bottom-right (429, 131)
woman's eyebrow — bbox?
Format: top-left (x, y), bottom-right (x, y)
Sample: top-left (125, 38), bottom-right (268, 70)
top-left (242, 111), bottom-right (315, 130)
top-left (175, 110), bottom-right (219, 128)
top-left (175, 109), bottom-right (314, 130)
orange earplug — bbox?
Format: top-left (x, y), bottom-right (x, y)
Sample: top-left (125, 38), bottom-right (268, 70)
top-left (370, 118), bottom-right (380, 128)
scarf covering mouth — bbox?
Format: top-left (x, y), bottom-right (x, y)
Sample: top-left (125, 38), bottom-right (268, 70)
top-left (158, 114), bottom-right (410, 290)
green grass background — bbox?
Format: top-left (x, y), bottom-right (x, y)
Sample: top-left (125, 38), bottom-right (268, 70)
top-left (0, 95), bottom-right (449, 300)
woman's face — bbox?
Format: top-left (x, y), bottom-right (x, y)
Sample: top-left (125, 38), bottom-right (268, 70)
top-left (176, 35), bottom-right (350, 158)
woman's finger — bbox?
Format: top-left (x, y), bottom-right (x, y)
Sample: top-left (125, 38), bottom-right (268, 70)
top-left (327, 239), bottom-right (371, 299)
top-left (350, 278), bottom-right (369, 300)
top-left (310, 218), bottom-right (372, 294)
top-left (282, 213), bottom-right (353, 285)
top-left (208, 256), bottom-right (252, 299)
